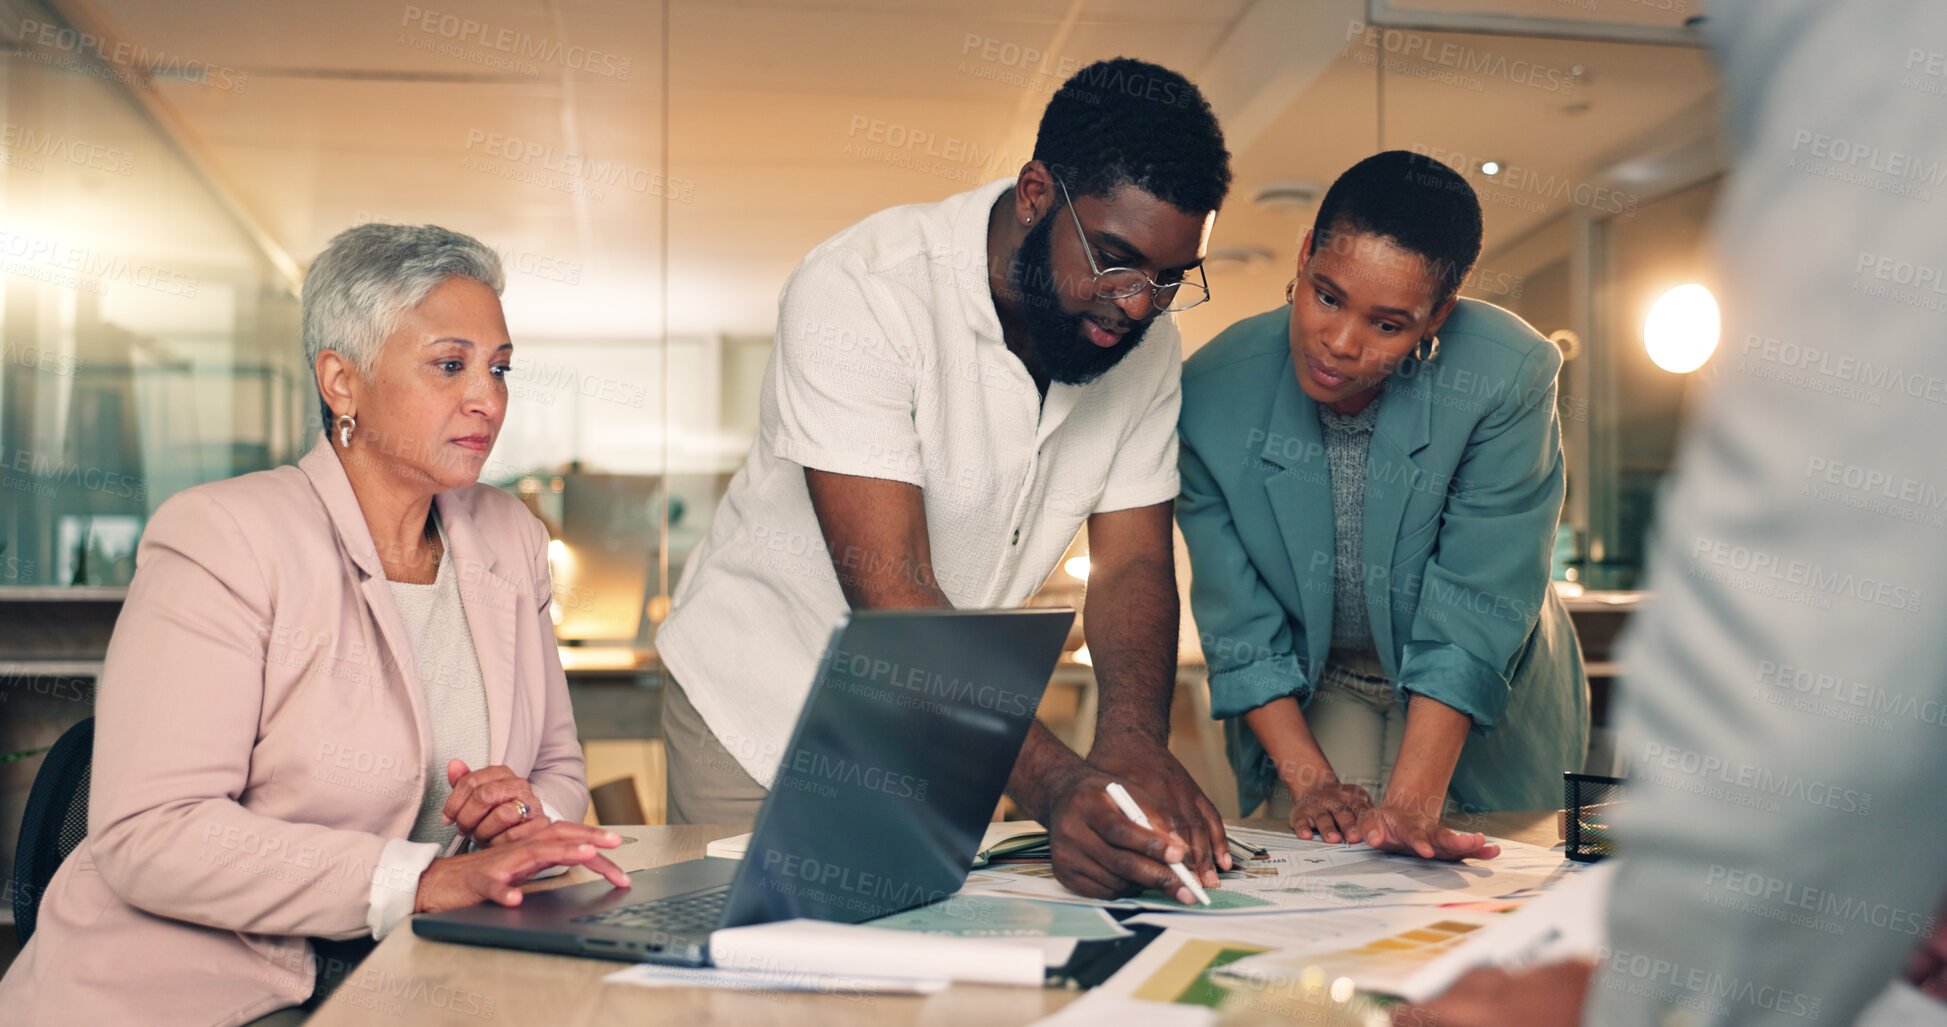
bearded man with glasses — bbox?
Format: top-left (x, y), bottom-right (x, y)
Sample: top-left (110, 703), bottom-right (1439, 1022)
top-left (656, 57), bottom-right (1237, 903)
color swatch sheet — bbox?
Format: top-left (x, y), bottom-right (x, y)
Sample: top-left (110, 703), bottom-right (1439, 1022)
top-left (1214, 909), bottom-right (1517, 995)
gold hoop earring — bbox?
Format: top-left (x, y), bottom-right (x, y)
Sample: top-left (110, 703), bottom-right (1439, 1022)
top-left (1415, 335), bottom-right (1441, 363)
top-left (336, 413), bottom-right (357, 449)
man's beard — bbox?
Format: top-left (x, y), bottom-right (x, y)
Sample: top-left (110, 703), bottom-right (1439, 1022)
top-left (1008, 216), bottom-right (1150, 385)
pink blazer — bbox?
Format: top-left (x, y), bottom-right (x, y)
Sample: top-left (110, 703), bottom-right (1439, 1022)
top-left (0, 437), bottom-right (590, 1026)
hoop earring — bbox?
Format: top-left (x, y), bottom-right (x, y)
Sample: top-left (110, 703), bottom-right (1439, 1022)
top-left (336, 413), bottom-right (357, 449)
top-left (1285, 279), bottom-right (1297, 305)
top-left (1415, 335), bottom-right (1441, 363)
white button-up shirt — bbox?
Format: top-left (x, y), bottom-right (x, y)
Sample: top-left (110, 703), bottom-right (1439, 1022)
top-left (656, 177), bottom-right (1182, 786)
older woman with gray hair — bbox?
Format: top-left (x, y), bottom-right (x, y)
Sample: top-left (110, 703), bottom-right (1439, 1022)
top-left (0, 224), bottom-right (629, 1027)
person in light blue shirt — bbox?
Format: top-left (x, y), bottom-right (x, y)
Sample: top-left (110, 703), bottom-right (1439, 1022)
top-left (1178, 151), bottom-right (1588, 861)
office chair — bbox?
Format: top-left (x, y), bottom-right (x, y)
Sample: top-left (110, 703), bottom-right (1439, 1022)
top-left (12, 717), bottom-right (93, 944)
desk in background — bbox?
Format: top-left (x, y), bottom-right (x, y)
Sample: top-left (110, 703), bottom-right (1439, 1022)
top-left (307, 812), bottom-right (1559, 1027)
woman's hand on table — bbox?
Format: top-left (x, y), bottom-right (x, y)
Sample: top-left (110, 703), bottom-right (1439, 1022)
top-left (1358, 802), bottom-right (1500, 862)
top-left (414, 822), bottom-right (632, 913)
top-left (1286, 779), bottom-right (1376, 845)
top-left (442, 759), bottom-right (550, 847)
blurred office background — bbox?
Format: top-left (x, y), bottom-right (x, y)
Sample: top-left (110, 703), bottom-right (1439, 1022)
top-left (0, 0), bottom-right (1722, 917)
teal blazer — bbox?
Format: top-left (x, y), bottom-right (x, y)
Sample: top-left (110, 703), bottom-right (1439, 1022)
top-left (1178, 300), bottom-right (1588, 815)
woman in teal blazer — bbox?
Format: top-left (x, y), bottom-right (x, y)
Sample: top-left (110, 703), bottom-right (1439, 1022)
top-left (1178, 152), bottom-right (1587, 860)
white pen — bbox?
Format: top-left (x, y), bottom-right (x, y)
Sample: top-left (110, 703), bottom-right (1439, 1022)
top-left (1104, 781), bottom-right (1212, 906)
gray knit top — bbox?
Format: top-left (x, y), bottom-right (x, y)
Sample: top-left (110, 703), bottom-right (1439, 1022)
top-left (1320, 398), bottom-right (1383, 660)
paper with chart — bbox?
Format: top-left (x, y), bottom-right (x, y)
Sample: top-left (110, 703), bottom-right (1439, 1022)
top-left (960, 826), bottom-right (1577, 914)
top-left (1212, 910), bottom-right (1516, 997)
top-left (1123, 903), bottom-right (1480, 951)
top-left (1029, 929), bottom-right (1265, 1027)
top-left (1030, 928), bottom-right (1391, 1027)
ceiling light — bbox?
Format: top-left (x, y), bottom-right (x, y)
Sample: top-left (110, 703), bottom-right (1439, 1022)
top-left (1251, 180), bottom-right (1323, 213)
top-left (1643, 283), bottom-right (1720, 373)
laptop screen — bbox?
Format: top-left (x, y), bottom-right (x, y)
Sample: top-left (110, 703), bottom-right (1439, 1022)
top-left (720, 607), bottom-right (1072, 928)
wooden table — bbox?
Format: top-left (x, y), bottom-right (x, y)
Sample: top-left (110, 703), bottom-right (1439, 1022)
top-left (307, 813), bottom-right (1560, 1026)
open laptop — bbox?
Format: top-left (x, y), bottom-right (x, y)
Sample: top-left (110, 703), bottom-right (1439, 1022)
top-left (413, 607), bottom-right (1074, 966)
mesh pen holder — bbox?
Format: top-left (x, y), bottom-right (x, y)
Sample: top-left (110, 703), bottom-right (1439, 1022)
top-left (1563, 772), bottom-right (1624, 863)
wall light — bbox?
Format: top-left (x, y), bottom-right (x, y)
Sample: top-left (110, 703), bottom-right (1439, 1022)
top-left (1064, 556), bottom-right (1090, 581)
top-left (1480, 161), bottom-right (1502, 176)
top-left (1643, 283), bottom-right (1720, 373)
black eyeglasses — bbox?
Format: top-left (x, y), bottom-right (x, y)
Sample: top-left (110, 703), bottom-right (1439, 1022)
top-left (1052, 175), bottom-right (1211, 314)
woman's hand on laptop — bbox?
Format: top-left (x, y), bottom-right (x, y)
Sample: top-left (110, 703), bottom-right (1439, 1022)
top-left (414, 822), bottom-right (633, 914)
top-left (441, 759), bottom-right (548, 847)
top-left (1045, 769), bottom-right (1201, 905)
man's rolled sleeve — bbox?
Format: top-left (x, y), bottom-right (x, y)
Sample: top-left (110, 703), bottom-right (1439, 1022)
top-left (765, 250), bottom-right (924, 486)
top-left (1096, 333), bottom-right (1183, 512)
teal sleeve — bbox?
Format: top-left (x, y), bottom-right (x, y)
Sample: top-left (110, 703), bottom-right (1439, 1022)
top-left (1177, 429), bottom-right (1312, 719)
top-left (1399, 344), bottom-right (1566, 733)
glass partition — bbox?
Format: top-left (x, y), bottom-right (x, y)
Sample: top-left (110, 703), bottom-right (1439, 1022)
top-left (0, 1), bottom-right (1726, 601)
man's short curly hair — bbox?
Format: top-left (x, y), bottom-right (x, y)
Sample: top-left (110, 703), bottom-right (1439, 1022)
top-left (1032, 57), bottom-right (1232, 215)
top-left (1311, 150), bottom-right (1484, 303)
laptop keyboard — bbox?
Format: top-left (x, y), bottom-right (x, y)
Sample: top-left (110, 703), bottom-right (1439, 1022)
top-left (571, 886), bottom-right (731, 935)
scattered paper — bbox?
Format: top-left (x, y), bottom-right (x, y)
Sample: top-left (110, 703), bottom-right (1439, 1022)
top-left (1126, 904), bottom-right (1471, 951)
top-left (1215, 909), bottom-right (1521, 996)
top-left (1032, 995), bottom-right (1217, 1027)
top-left (709, 918), bottom-right (1045, 987)
top-left (603, 961), bottom-right (948, 996)
top-left (1386, 859), bottom-right (1613, 1002)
